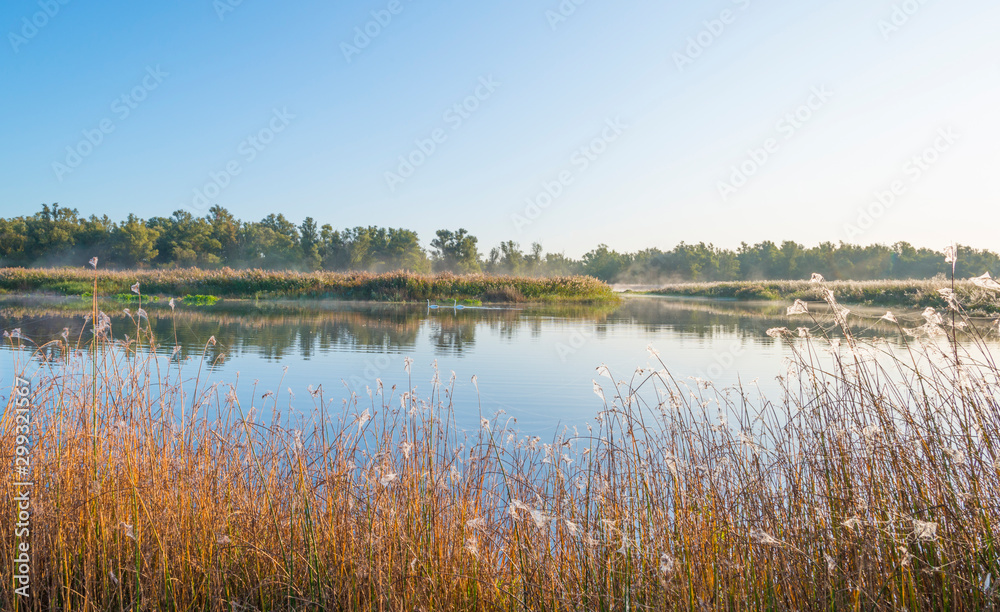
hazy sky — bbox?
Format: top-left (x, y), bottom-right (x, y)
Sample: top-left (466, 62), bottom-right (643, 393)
top-left (2, 0), bottom-right (997, 258)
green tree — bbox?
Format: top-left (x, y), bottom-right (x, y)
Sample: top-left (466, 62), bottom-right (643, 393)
top-left (150, 210), bottom-right (221, 267)
top-left (524, 242), bottom-right (544, 276)
top-left (318, 225), bottom-right (349, 270)
top-left (208, 206), bottom-right (241, 264)
top-left (299, 217), bottom-right (321, 270)
top-left (430, 229), bottom-right (481, 273)
top-left (111, 214), bottom-right (159, 267)
top-left (75, 215), bottom-right (115, 263)
top-left (241, 215), bottom-right (300, 269)
top-left (254, 214), bottom-right (300, 268)
top-left (0, 217), bottom-right (28, 265)
top-left (381, 228), bottom-right (430, 272)
top-left (581, 244), bottom-right (631, 281)
top-left (347, 227), bottom-right (374, 270)
top-left (542, 252), bottom-right (582, 276)
top-left (737, 241), bottom-right (781, 280)
top-left (486, 241), bottom-right (526, 275)
top-left (25, 203), bottom-right (80, 263)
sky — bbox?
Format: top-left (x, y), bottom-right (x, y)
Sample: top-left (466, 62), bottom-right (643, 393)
top-left (1, 0), bottom-right (998, 258)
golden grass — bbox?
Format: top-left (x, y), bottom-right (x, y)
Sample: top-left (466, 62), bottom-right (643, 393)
top-left (2, 288), bottom-right (1000, 610)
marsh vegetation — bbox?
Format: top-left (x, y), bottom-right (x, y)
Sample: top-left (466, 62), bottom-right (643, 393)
top-left (0, 268), bottom-right (616, 304)
top-left (2, 275), bottom-right (1000, 610)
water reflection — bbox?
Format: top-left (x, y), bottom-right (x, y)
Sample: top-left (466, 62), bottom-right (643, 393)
top-left (0, 298), bottom-right (628, 364)
top-left (1, 295), bottom-right (988, 431)
top-left (0, 296), bottom-right (980, 361)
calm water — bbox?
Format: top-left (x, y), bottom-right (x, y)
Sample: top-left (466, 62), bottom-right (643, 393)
top-left (0, 295), bottom-right (980, 433)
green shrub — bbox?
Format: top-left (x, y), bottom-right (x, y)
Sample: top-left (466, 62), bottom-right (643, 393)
top-left (182, 294), bottom-right (220, 306)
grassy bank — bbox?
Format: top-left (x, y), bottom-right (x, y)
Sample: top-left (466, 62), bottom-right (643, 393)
top-left (2, 289), bottom-right (1000, 609)
top-left (0, 267), bottom-right (616, 303)
top-left (648, 279), bottom-right (1000, 314)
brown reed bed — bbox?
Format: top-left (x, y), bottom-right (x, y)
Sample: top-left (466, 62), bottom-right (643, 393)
top-left (1, 285), bottom-right (1000, 610)
top-left (0, 267), bottom-right (617, 304)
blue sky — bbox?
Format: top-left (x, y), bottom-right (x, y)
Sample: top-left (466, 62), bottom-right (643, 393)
top-left (2, 0), bottom-right (998, 257)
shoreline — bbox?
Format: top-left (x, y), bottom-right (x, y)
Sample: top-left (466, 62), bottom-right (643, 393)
top-left (638, 278), bottom-right (1000, 315)
top-left (0, 267), bottom-right (618, 304)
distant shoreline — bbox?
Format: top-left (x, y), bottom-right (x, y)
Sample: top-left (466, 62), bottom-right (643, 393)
top-left (0, 267), bottom-right (617, 304)
top-left (640, 279), bottom-right (1000, 315)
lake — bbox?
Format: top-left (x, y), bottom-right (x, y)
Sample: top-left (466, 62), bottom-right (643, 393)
top-left (0, 295), bottom-right (977, 433)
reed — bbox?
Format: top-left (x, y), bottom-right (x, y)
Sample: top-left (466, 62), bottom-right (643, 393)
top-left (650, 278), bottom-right (1000, 314)
top-left (1, 285), bottom-right (999, 610)
top-left (0, 268), bottom-right (616, 303)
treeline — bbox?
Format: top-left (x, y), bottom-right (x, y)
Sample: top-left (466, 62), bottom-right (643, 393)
top-left (0, 204), bottom-right (996, 282)
top-left (602, 241), bottom-right (1000, 284)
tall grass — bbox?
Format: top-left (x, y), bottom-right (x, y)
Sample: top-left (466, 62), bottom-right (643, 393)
top-left (2, 287), bottom-right (1000, 609)
top-left (651, 278), bottom-right (1000, 314)
top-left (0, 268), bottom-right (616, 303)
